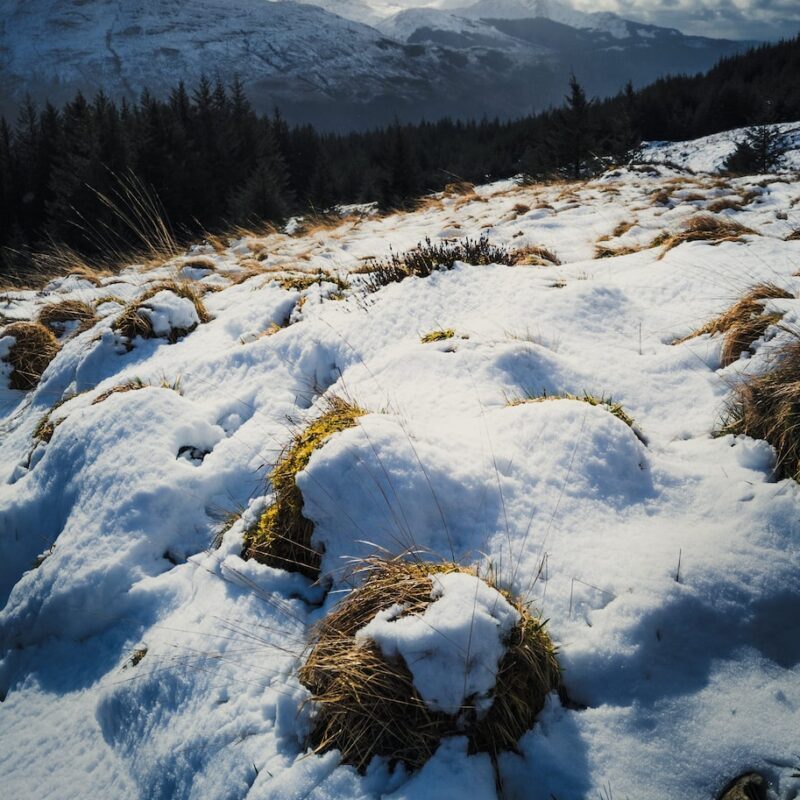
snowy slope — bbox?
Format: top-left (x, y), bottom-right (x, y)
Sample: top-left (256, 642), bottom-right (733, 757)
top-left (2, 130), bottom-right (800, 799)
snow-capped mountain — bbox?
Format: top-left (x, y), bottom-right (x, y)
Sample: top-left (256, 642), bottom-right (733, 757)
top-left (0, 0), bottom-right (750, 129)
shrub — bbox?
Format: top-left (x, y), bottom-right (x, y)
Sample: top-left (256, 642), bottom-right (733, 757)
top-left (674, 283), bottom-right (792, 367)
top-left (37, 299), bottom-right (97, 334)
top-left (299, 559), bottom-right (560, 772)
top-left (242, 397), bottom-right (366, 578)
top-left (719, 337), bottom-right (800, 481)
top-left (362, 235), bottom-right (514, 292)
top-left (0, 322), bottom-right (60, 390)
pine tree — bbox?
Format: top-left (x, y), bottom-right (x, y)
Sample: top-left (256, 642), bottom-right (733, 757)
top-left (561, 73), bottom-right (591, 179)
top-left (724, 125), bottom-right (787, 175)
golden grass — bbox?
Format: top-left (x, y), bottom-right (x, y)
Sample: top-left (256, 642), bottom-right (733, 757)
top-left (113, 281), bottom-right (209, 342)
top-left (421, 328), bottom-right (455, 343)
top-left (0, 322), bottom-right (60, 390)
top-left (706, 197), bottom-right (744, 214)
top-left (442, 181), bottom-right (475, 196)
top-left (37, 299), bottom-right (97, 334)
top-left (674, 283), bottom-right (792, 367)
top-left (242, 397), bottom-right (366, 578)
top-left (593, 243), bottom-right (647, 259)
top-left (656, 214), bottom-right (755, 257)
top-left (33, 414), bottom-right (56, 444)
top-left (510, 392), bottom-right (643, 441)
top-left (511, 244), bottom-right (561, 266)
top-left (719, 337), bottom-right (800, 481)
top-left (299, 559), bottom-right (560, 772)
top-left (92, 376), bottom-right (182, 405)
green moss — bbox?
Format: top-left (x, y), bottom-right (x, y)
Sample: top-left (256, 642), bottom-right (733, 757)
top-left (242, 397), bottom-right (366, 578)
top-left (420, 328), bottom-right (455, 343)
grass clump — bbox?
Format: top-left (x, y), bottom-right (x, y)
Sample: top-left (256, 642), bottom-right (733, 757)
top-left (674, 283), bottom-right (792, 367)
top-left (511, 391), bottom-right (643, 440)
top-left (113, 281), bottom-right (209, 343)
top-left (37, 299), bottom-right (97, 335)
top-left (421, 329), bottom-right (455, 343)
top-left (242, 397), bottom-right (366, 578)
top-left (0, 322), bottom-right (60, 390)
top-left (299, 559), bottom-right (561, 772)
top-left (657, 214), bottom-right (755, 257)
top-left (92, 376), bottom-right (182, 405)
top-left (719, 337), bottom-right (800, 481)
top-left (511, 244), bottom-right (560, 266)
top-left (362, 235), bottom-right (514, 292)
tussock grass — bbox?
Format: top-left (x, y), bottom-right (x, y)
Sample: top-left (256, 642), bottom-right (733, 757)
top-left (277, 272), bottom-right (349, 293)
top-left (92, 376), bottom-right (182, 405)
top-left (786, 229), bottom-right (800, 241)
top-left (243, 397), bottom-right (366, 578)
top-left (511, 391), bottom-right (643, 441)
top-left (37, 299), bottom-right (97, 334)
top-left (113, 281), bottom-right (209, 342)
top-left (656, 214), bottom-right (755, 257)
top-left (674, 283), bottom-right (792, 367)
top-left (0, 322), bottom-right (60, 390)
top-left (299, 559), bottom-right (560, 772)
top-left (33, 414), bottom-right (56, 444)
top-left (719, 337), bottom-right (800, 481)
top-left (179, 256), bottom-right (217, 272)
top-left (362, 235), bottom-right (514, 292)
top-left (511, 244), bottom-right (561, 266)
top-left (442, 181), bottom-right (475, 196)
top-left (421, 329), bottom-right (455, 343)
top-left (706, 197), bottom-right (744, 214)
top-left (594, 243), bottom-right (648, 259)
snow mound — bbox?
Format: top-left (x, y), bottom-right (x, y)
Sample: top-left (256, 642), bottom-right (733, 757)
top-left (356, 571), bottom-right (520, 715)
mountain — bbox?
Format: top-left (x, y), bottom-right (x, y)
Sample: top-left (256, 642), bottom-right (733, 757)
top-left (0, 0), bottom-right (751, 129)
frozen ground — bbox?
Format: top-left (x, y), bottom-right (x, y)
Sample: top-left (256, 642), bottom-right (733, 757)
top-left (1, 132), bottom-right (800, 799)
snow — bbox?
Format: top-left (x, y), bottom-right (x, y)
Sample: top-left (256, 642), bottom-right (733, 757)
top-left (137, 290), bottom-right (201, 338)
top-left (356, 571), bottom-right (520, 715)
top-left (2, 127), bottom-right (800, 799)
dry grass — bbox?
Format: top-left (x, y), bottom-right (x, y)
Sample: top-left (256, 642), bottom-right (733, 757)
top-left (179, 256), bottom-right (217, 272)
top-left (706, 197), bottom-right (744, 214)
top-left (594, 243), bottom-right (648, 259)
top-left (37, 299), bottom-right (97, 334)
top-left (511, 244), bottom-right (561, 266)
top-left (0, 322), bottom-right (60, 390)
top-left (421, 329), bottom-right (455, 343)
top-left (442, 181), bottom-right (475, 196)
top-left (656, 214), bottom-right (756, 257)
top-left (113, 281), bottom-right (210, 342)
top-left (299, 559), bottom-right (560, 772)
top-left (511, 391), bottom-right (643, 441)
top-left (786, 229), bottom-right (800, 242)
top-left (33, 414), bottom-right (56, 444)
top-left (719, 337), bottom-right (800, 481)
top-left (674, 283), bottom-right (792, 367)
top-left (92, 376), bottom-right (182, 405)
top-left (242, 397), bottom-right (366, 578)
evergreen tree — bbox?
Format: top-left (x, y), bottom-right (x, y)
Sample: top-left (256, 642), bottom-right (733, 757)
top-left (724, 125), bottom-right (787, 174)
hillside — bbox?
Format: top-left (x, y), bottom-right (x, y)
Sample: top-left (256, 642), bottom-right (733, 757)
top-left (1, 127), bottom-right (800, 798)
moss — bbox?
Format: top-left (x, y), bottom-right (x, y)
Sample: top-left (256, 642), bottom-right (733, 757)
top-left (242, 397), bottom-right (366, 578)
top-left (420, 328), bottom-right (455, 343)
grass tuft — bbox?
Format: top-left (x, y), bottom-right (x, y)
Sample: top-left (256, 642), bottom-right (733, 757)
top-left (299, 558), bottom-right (560, 772)
top-left (511, 244), bottom-right (561, 266)
top-left (37, 299), bottom-right (97, 335)
top-left (421, 329), bottom-right (455, 343)
top-left (242, 397), bottom-right (366, 578)
top-left (674, 283), bottom-right (792, 367)
top-left (719, 337), bottom-right (800, 481)
top-left (656, 214), bottom-right (755, 257)
top-left (0, 322), bottom-right (60, 390)
top-left (113, 281), bottom-right (209, 343)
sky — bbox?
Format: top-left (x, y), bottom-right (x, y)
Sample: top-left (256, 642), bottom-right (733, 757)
top-left (570, 0), bottom-right (800, 40)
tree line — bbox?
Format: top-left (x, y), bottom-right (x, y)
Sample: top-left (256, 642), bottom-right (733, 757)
top-left (1, 35), bottom-right (798, 279)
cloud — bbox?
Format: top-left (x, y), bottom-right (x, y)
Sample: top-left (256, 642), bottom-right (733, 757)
top-left (570, 0), bottom-right (800, 40)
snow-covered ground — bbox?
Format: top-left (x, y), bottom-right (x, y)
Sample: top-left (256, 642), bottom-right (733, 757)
top-left (1, 136), bottom-right (800, 799)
